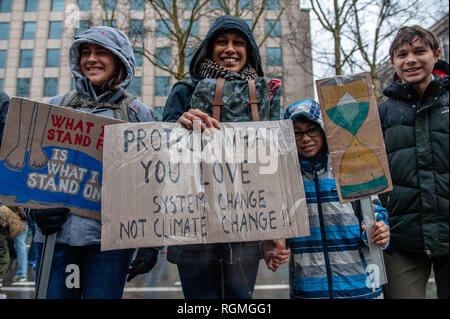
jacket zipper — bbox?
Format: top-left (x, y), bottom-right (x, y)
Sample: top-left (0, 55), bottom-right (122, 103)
top-left (415, 99), bottom-right (433, 257)
top-left (313, 167), bottom-right (334, 299)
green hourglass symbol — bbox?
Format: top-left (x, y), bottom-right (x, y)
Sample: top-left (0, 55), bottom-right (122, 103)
top-left (325, 90), bottom-right (389, 199)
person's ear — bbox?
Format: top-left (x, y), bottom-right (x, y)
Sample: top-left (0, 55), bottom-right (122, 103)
top-left (434, 48), bottom-right (441, 61)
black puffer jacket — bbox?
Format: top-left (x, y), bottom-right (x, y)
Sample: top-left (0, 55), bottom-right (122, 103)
top-left (378, 60), bottom-right (449, 257)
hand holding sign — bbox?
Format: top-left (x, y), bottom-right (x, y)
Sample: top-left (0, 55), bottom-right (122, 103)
top-left (127, 247), bottom-right (159, 282)
top-left (362, 220), bottom-right (390, 247)
top-left (29, 207), bottom-right (70, 235)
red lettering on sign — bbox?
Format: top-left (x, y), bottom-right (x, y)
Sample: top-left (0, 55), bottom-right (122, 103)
top-left (47, 128), bottom-right (55, 141)
top-left (73, 120), bottom-right (83, 132)
top-left (86, 122), bottom-right (94, 134)
top-left (61, 131), bottom-right (73, 144)
top-left (51, 115), bottom-right (66, 128)
top-left (96, 138), bottom-right (103, 150)
top-left (51, 115), bottom-right (95, 135)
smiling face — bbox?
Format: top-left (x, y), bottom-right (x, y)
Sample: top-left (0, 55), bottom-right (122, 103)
top-left (212, 31), bottom-right (247, 72)
top-left (80, 43), bottom-right (116, 87)
top-left (390, 37), bottom-right (440, 95)
top-left (294, 120), bottom-right (324, 158)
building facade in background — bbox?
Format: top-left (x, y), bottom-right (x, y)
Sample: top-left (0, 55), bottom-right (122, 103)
top-left (0, 0), bottom-right (314, 119)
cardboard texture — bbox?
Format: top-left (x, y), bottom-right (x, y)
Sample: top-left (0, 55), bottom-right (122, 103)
top-left (315, 73), bottom-right (392, 203)
top-left (0, 97), bottom-right (123, 220)
top-left (101, 120), bottom-right (310, 250)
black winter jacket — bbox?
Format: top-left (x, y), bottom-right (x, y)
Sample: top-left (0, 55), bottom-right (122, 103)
top-left (378, 60), bottom-right (449, 257)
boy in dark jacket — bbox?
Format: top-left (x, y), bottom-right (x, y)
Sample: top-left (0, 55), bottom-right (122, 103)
top-left (378, 25), bottom-right (449, 299)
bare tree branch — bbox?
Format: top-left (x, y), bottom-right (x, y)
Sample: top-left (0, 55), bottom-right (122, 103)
top-left (98, 0), bottom-right (293, 80)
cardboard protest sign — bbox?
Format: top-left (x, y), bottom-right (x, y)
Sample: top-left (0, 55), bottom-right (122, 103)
top-left (0, 97), bottom-right (123, 220)
top-left (101, 120), bottom-right (309, 250)
top-left (316, 73), bottom-right (392, 203)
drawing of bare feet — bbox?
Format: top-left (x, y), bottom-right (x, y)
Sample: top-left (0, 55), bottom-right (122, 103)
top-left (29, 147), bottom-right (48, 169)
top-left (4, 100), bottom-right (34, 171)
top-left (4, 147), bottom-right (27, 171)
top-left (28, 102), bottom-right (51, 169)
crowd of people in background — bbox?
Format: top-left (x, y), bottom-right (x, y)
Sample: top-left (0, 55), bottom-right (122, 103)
top-left (0, 17), bottom-right (448, 300)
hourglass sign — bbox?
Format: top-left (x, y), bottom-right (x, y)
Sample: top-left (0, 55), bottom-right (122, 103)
top-left (318, 74), bottom-right (390, 200)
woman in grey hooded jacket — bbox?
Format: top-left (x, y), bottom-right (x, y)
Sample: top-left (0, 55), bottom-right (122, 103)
top-left (28, 26), bottom-right (155, 299)
top-left (163, 16), bottom-right (285, 299)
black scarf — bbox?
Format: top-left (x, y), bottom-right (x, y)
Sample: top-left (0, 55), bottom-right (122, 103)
top-left (198, 57), bottom-right (258, 81)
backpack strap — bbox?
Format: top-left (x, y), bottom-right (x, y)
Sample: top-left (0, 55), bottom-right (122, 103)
top-left (247, 80), bottom-right (260, 121)
top-left (60, 89), bottom-right (133, 122)
top-left (210, 78), bottom-right (261, 122)
top-left (115, 94), bottom-right (135, 122)
top-left (61, 90), bottom-right (80, 107)
top-left (211, 77), bottom-right (225, 121)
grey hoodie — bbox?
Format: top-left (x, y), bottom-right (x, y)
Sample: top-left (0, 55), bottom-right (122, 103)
top-left (48, 26), bottom-right (153, 122)
top-left (36, 26), bottom-right (153, 246)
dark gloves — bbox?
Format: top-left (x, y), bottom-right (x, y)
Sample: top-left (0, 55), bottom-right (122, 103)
top-left (27, 208), bottom-right (70, 235)
top-left (127, 247), bottom-right (159, 282)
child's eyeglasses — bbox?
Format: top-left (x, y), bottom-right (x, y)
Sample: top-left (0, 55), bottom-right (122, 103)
top-left (294, 127), bottom-right (321, 140)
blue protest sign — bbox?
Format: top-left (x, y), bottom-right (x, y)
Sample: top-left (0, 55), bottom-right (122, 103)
top-left (0, 97), bottom-right (122, 220)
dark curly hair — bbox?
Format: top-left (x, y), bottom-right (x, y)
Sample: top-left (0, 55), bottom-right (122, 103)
top-left (389, 25), bottom-right (440, 61)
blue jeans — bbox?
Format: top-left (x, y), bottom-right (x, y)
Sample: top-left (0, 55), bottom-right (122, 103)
top-left (27, 221), bottom-right (37, 264)
top-left (35, 243), bottom-right (133, 299)
top-left (177, 261), bottom-right (259, 299)
top-left (13, 223), bottom-right (28, 278)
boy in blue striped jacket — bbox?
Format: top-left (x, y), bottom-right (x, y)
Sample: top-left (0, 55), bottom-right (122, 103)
top-left (275, 100), bottom-right (390, 299)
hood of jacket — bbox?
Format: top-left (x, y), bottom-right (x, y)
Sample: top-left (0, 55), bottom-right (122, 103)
top-left (189, 15), bottom-right (263, 81)
top-left (284, 99), bottom-right (329, 164)
top-left (69, 26), bottom-right (136, 101)
top-left (284, 99), bottom-right (325, 130)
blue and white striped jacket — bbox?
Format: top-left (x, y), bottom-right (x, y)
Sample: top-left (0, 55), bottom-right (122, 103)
top-left (286, 157), bottom-right (389, 299)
